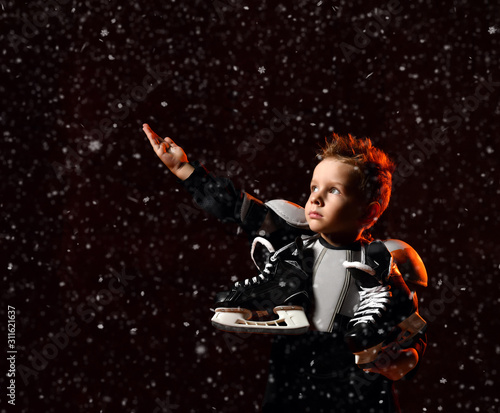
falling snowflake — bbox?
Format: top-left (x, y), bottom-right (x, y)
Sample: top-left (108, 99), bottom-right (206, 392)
top-left (440, 377), bottom-right (447, 384)
top-left (101, 28), bottom-right (109, 37)
top-left (258, 66), bottom-right (266, 74)
top-left (195, 344), bottom-right (207, 355)
top-left (488, 26), bottom-right (498, 34)
top-left (89, 140), bottom-right (102, 152)
top-left (154, 393), bottom-right (179, 412)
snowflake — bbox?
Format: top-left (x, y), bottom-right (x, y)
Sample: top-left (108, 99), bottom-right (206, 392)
top-left (258, 66), bottom-right (266, 74)
top-left (101, 28), bottom-right (109, 37)
top-left (440, 377), bottom-right (447, 384)
top-left (89, 140), bottom-right (102, 152)
top-left (154, 393), bottom-right (179, 412)
top-left (195, 344), bottom-right (207, 355)
top-left (488, 26), bottom-right (498, 34)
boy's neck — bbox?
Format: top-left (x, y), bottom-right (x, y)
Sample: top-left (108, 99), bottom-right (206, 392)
top-left (320, 231), bottom-right (363, 248)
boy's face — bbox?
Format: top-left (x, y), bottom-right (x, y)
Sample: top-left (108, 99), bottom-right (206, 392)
top-left (305, 158), bottom-right (368, 246)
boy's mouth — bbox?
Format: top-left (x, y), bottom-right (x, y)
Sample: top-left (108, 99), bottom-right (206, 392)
top-left (309, 211), bottom-right (323, 219)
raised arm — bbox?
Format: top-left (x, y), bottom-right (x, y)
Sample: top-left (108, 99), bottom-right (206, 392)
top-left (143, 124), bottom-right (311, 247)
top-left (143, 123), bottom-right (267, 233)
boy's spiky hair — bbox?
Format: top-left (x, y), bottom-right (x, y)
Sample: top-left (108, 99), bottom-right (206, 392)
top-left (317, 133), bottom-right (396, 221)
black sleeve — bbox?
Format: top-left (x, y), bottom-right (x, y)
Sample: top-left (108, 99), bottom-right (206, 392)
top-left (177, 161), bottom-right (268, 237)
top-left (178, 160), bottom-right (313, 250)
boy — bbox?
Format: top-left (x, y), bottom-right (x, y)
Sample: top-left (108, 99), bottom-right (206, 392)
top-left (143, 123), bottom-right (428, 412)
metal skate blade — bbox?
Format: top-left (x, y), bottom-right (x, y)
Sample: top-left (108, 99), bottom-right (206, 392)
top-left (211, 306), bottom-right (309, 335)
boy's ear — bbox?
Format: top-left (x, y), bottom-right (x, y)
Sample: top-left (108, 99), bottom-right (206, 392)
top-left (361, 202), bottom-right (381, 227)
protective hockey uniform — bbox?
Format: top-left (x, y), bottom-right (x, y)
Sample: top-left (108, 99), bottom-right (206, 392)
top-left (179, 161), bottom-right (428, 412)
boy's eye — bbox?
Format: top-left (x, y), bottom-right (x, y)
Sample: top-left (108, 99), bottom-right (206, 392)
top-left (311, 186), bottom-right (340, 194)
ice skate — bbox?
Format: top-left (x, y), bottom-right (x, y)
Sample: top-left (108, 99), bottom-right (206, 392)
top-left (211, 236), bottom-right (311, 335)
top-left (343, 241), bottom-right (427, 367)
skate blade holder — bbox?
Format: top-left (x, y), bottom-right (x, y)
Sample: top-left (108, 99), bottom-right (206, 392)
top-left (353, 312), bottom-right (427, 366)
top-left (211, 306), bottom-right (309, 335)
top-left (396, 311), bottom-right (427, 345)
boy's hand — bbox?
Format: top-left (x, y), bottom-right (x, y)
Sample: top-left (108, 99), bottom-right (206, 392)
top-left (143, 123), bottom-right (194, 181)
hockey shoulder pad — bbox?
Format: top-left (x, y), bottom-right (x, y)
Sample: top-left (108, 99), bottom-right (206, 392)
top-left (264, 199), bottom-right (310, 230)
top-left (383, 239), bottom-right (428, 288)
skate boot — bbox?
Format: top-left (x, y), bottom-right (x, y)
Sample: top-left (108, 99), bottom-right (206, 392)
top-left (343, 241), bottom-right (427, 368)
top-left (211, 236), bottom-right (311, 335)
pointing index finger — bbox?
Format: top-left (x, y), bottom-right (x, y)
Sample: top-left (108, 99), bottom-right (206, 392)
top-left (143, 123), bottom-right (162, 146)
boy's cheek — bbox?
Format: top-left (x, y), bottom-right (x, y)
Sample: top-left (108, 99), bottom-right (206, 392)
top-left (304, 213), bottom-right (311, 227)
top-left (304, 202), bottom-right (311, 216)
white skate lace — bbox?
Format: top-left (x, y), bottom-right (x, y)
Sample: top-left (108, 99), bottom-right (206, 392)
top-left (250, 237), bottom-right (276, 268)
top-left (235, 262), bottom-right (274, 287)
top-left (234, 236), bottom-right (289, 288)
top-left (351, 285), bottom-right (392, 326)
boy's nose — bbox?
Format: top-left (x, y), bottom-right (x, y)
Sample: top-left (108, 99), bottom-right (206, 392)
top-left (311, 193), bottom-right (324, 206)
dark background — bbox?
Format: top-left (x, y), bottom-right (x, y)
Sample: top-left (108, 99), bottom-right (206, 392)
top-left (2, 0), bottom-right (499, 412)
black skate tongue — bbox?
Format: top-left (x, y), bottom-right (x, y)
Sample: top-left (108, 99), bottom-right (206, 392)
top-left (252, 243), bottom-right (273, 271)
top-left (349, 268), bottom-right (380, 288)
top-left (271, 236), bottom-right (304, 262)
top-left (294, 236), bottom-right (304, 250)
top-left (214, 290), bottom-right (231, 305)
top-left (365, 241), bottom-right (392, 283)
